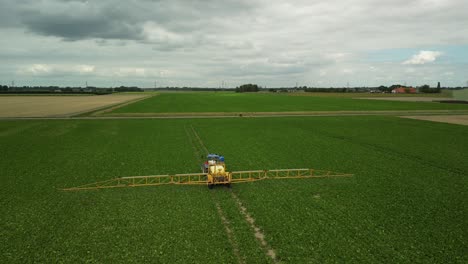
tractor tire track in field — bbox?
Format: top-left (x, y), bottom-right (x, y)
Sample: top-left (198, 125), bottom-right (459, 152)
top-left (190, 125), bottom-right (209, 155)
top-left (187, 126), bottom-right (244, 263)
top-left (188, 125), bottom-right (277, 262)
top-left (231, 191), bottom-right (279, 263)
top-left (213, 199), bottom-right (245, 264)
top-left (184, 125), bottom-right (204, 165)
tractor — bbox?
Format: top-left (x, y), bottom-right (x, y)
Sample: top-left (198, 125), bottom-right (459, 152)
top-left (203, 154), bottom-right (231, 189)
top-left (62, 155), bottom-right (352, 191)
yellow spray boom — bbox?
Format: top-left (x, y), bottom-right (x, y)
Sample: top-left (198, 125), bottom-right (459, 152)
top-left (61, 168), bottom-right (352, 191)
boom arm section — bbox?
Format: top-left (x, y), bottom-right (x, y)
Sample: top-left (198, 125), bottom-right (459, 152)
top-left (61, 169), bottom-right (352, 191)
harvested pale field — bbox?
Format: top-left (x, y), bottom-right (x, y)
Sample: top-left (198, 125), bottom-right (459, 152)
top-left (401, 115), bottom-right (468, 126)
top-left (357, 97), bottom-right (452, 102)
top-left (0, 95), bottom-right (147, 117)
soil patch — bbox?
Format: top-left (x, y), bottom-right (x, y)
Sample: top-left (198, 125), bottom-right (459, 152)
top-left (401, 115), bottom-right (468, 126)
top-left (0, 95), bottom-right (146, 117)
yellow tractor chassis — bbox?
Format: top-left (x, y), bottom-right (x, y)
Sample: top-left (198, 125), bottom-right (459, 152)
top-left (61, 169), bottom-right (353, 191)
top-left (207, 173), bottom-right (232, 189)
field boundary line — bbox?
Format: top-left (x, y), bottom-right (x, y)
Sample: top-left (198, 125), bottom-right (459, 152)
top-left (231, 192), bottom-right (279, 263)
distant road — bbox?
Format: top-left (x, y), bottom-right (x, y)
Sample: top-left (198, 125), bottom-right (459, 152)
top-left (356, 97), bottom-right (453, 102)
top-left (2, 110), bottom-right (468, 120)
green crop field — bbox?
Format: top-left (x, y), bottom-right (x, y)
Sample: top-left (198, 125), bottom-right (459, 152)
top-left (108, 93), bottom-right (468, 114)
top-left (1, 116), bottom-right (466, 263)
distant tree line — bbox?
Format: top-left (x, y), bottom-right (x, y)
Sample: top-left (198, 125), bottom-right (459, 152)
top-left (0, 86), bottom-right (111, 95)
top-left (2, 82), bottom-right (465, 94)
top-left (418, 83), bottom-right (441, 93)
top-left (146, 87), bottom-right (233, 91)
top-left (113, 86), bottom-right (143, 92)
top-left (235, 84), bottom-right (260, 93)
top-left (269, 87), bottom-right (302, 93)
top-left (0, 85), bottom-right (144, 94)
top-left (374, 84), bottom-right (441, 93)
top-left (305, 87), bottom-right (357, 93)
top-left (375, 85), bottom-right (393, 93)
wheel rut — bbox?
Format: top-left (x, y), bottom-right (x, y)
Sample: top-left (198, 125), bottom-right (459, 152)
top-left (187, 125), bottom-right (277, 263)
top-left (231, 191), bottom-right (279, 263)
top-left (214, 200), bottom-right (245, 264)
top-left (190, 124), bottom-right (209, 154)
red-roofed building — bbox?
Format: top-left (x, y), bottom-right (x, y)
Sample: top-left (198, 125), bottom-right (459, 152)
top-left (392, 87), bottom-right (416, 94)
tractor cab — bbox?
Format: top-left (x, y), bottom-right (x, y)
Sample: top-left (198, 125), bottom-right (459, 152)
top-left (207, 154), bottom-right (219, 165)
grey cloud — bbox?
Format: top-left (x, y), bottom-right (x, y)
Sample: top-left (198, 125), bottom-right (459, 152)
top-left (5, 0), bottom-right (257, 42)
top-left (17, 1), bottom-right (144, 40)
top-left (1, 0), bottom-right (468, 87)
top-left (22, 14), bottom-right (143, 40)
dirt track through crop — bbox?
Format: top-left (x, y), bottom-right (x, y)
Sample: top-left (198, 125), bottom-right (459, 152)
top-left (356, 97), bottom-right (453, 102)
top-left (4, 110), bottom-right (468, 120)
top-left (184, 125), bottom-right (204, 164)
top-left (214, 200), bottom-right (245, 264)
top-left (187, 125), bottom-right (277, 262)
top-left (231, 192), bottom-right (279, 262)
top-left (186, 127), bottom-right (245, 263)
top-left (190, 125), bottom-right (209, 154)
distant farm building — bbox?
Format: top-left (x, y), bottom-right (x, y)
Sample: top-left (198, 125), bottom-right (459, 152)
top-left (392, 87), bottom-right (416, 94)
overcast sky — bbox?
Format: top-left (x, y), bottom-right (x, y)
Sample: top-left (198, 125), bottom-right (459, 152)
top-left (1, 0), bottom-right (467, 88)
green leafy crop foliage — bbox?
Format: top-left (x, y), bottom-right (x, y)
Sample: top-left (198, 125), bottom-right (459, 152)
top-left (1, 117), bottom-right (467, 263)
top-left (110, 93), bottom-right (468, 114)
